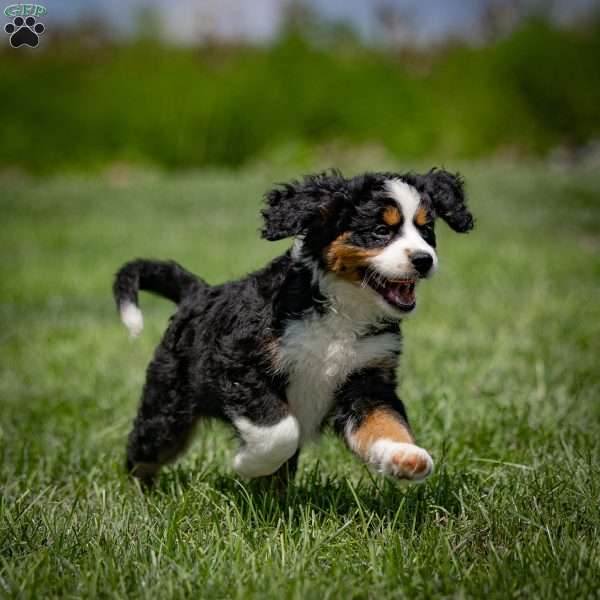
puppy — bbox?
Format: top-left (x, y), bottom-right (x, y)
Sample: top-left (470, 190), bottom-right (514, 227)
top-left (114, 169), bottom-right (473, 484)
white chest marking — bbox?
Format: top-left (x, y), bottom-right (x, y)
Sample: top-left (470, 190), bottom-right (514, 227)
top-left (277, 308), bottom-right (400, 443)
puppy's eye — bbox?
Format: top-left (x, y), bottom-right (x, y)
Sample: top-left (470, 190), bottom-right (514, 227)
top-left (418, 223), bottom-right (436, 246)
top-left (373, 225), bottom-right (390, 237)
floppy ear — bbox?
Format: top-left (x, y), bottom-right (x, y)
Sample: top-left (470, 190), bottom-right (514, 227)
top-left (261, 171), bottom-right (347, 241)
top-left (427, 169), bottom-right (474, 233)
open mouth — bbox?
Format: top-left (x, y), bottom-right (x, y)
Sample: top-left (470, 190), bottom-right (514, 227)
top-left (365, 274), bottom-right (417, 312)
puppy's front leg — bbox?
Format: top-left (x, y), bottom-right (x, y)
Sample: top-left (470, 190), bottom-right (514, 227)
top-left (334, 369), bottom-right (433, 481)
top-left (345, 408), bottom-right (433, 480)
top-left (232, 404), bottom-right (300, 479)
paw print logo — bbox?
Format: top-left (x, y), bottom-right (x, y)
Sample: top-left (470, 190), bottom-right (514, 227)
top-left (5, 16), bottom-right (45, 48)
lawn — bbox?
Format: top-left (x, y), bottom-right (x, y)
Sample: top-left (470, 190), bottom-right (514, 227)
top-left (1, 163), bottom-right (599, 598)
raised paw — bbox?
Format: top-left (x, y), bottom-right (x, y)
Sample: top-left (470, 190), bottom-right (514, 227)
top-left (233, 414), bottom-right (300, 479)
top-left (368, 440), bottom-right (433, 481)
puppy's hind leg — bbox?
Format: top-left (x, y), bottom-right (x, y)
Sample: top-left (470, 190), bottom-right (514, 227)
top-left (126, 414), bottom-right (197, 484)
top-left (126, 362), bottom-right (198, 484)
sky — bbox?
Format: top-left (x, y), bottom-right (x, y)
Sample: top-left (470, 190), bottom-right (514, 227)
top-left (32, 0), bottom-right (600, 44)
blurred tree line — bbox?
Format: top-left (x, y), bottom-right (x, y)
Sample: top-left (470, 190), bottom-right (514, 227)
top-left (0, 5), bottom-right (598, 173)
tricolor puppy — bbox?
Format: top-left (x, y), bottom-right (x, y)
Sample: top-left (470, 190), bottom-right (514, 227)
top-left (114, 169), bottom-right (473, 484)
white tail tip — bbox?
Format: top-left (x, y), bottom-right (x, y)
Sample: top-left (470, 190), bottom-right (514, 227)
top-left (120, 302), bottom-right (144, 338)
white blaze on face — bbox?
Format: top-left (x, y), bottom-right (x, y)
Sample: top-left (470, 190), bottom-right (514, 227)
top-left (369, 179), bottom-right (438, 278)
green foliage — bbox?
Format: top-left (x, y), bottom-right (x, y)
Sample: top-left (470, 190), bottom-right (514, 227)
top-left (1, 164), bottom-right (599, 597)
top-left (0, 20), bottom-right (599, 173)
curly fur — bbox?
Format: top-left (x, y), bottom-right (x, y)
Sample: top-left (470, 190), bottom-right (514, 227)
top-left (114, 169), bottom-right (473, 484)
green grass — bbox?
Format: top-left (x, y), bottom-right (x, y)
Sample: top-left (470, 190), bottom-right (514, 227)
top-left (1, 164), bottom-right (599, 598)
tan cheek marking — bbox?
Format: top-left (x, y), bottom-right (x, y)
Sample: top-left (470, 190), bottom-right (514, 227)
top-left (352, 409), bottom-right (414, 455)
top-left (415, 206), bottom-right (428, 227)
top-left (383, 205), bottom-right (402, 226)
top-left (391, 451), bottom-right (430, 474)
top-left (325, 233), bottom-right (380, 283)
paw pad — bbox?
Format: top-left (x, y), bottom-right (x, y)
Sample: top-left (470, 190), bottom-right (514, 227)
top-left (391, 448), bottom-right (432, 478)
top-left (369, 440), bottom-right (434, 482)
top-left (5, 16), bottom-right (45, 48)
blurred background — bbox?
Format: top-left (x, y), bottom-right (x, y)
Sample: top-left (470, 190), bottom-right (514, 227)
top-left (1, 0), bottom-right (599, 174)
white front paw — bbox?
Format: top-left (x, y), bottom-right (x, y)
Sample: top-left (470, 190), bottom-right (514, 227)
top-left (233, 451), bottom-right (282, 479)
top-left (368, 440), bottom-right (433, 481)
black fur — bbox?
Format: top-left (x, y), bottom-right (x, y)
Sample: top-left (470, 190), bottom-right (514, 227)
top-left (417, 169), bottom-right (473, 233)
top-left (114, 169), bottom-right (473, 483)
top-left (272, 260), bottom-right (327, 335)
top-left (114, 259), bottom-right (206, 309)
top-left (261, 170), bottom-right (349, 242)
top-left (332, 367), bottom-right (409, 436)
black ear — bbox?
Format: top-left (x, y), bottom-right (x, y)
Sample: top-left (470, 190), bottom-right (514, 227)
top-left (427, 169), bottom-right (474, 233)
top-left (261, 171), bottom-right (347, 241)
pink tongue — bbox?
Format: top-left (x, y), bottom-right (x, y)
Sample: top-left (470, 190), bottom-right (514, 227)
top-left (386, 283), bottom-right (414, 305)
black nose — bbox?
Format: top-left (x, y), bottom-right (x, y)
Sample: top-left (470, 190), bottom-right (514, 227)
top-left (411, 252), bottom-right (433, 276)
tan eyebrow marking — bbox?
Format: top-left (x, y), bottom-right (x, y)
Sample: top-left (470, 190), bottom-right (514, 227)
top-left (415, 206), bottom-right (428, 226)
top-left (383, 205), bottom-right (402, 226)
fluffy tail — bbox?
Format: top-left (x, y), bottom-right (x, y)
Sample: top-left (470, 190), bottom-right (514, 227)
top-left (113, 259), bottom-right (206, 337)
